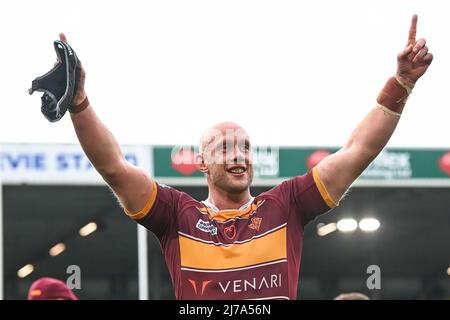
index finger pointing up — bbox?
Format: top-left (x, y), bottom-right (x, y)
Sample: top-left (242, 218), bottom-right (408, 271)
top-left (408, 14), bottom-right (418, 45)
top-left (59, 32), bottom-right (68, 43)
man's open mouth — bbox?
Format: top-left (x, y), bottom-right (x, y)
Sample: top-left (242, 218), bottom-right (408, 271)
top-left (226, 166), bottom-right (247, 174)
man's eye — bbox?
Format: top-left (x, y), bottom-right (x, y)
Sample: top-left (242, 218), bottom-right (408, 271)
top-left (240, 144), bottom-right (250, 152)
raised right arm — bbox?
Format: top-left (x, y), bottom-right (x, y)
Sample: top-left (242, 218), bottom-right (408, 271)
top-left (62, 33), bottom-right (153, 214)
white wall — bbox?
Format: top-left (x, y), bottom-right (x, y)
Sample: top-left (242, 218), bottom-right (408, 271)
top-left (1, 0), bottom-right (449, 147)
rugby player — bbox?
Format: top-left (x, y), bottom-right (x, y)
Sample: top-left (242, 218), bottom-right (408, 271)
top-left (58, 15), bottom-right (432, 299)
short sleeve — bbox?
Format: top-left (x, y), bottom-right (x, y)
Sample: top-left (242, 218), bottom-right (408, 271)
top-left (267, 167), bottom-right (338, 226)
top-left (124, 181), bottom-right (182, 239)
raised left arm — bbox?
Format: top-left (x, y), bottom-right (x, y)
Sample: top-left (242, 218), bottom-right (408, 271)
top-left (317, 15), bottom-right (433, 204)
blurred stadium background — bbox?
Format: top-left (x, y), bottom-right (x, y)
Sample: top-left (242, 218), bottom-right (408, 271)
top-left (1, 143), bottom-right (449, 299)
top-left (1, 0), bottom-right (450, 301)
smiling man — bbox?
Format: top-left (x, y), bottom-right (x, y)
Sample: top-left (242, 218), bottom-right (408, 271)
top-left (50, 15), bottom-right (432, 299)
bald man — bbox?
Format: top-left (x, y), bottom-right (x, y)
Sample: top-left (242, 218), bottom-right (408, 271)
top-left (61, 15), bottom-right (432, 300)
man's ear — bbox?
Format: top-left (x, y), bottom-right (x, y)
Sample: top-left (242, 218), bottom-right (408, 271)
top-left (196, 153), bottom-right (208, 174)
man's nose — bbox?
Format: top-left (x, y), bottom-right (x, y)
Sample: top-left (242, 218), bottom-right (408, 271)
top-left (233, 145), bottom-right (246, 164)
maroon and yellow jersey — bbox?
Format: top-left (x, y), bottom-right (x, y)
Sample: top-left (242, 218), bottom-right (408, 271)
top-left (125, 167), bottom-right (336, 300)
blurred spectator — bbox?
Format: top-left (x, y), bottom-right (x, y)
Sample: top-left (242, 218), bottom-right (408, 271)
top-left (27, 277), bottom-right (77, 300)
top-left (334, 292), bottom-right (370, 300)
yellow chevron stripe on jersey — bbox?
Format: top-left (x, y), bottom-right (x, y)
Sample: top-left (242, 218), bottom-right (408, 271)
top-left (179, 227), bottom-right (287, 270)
